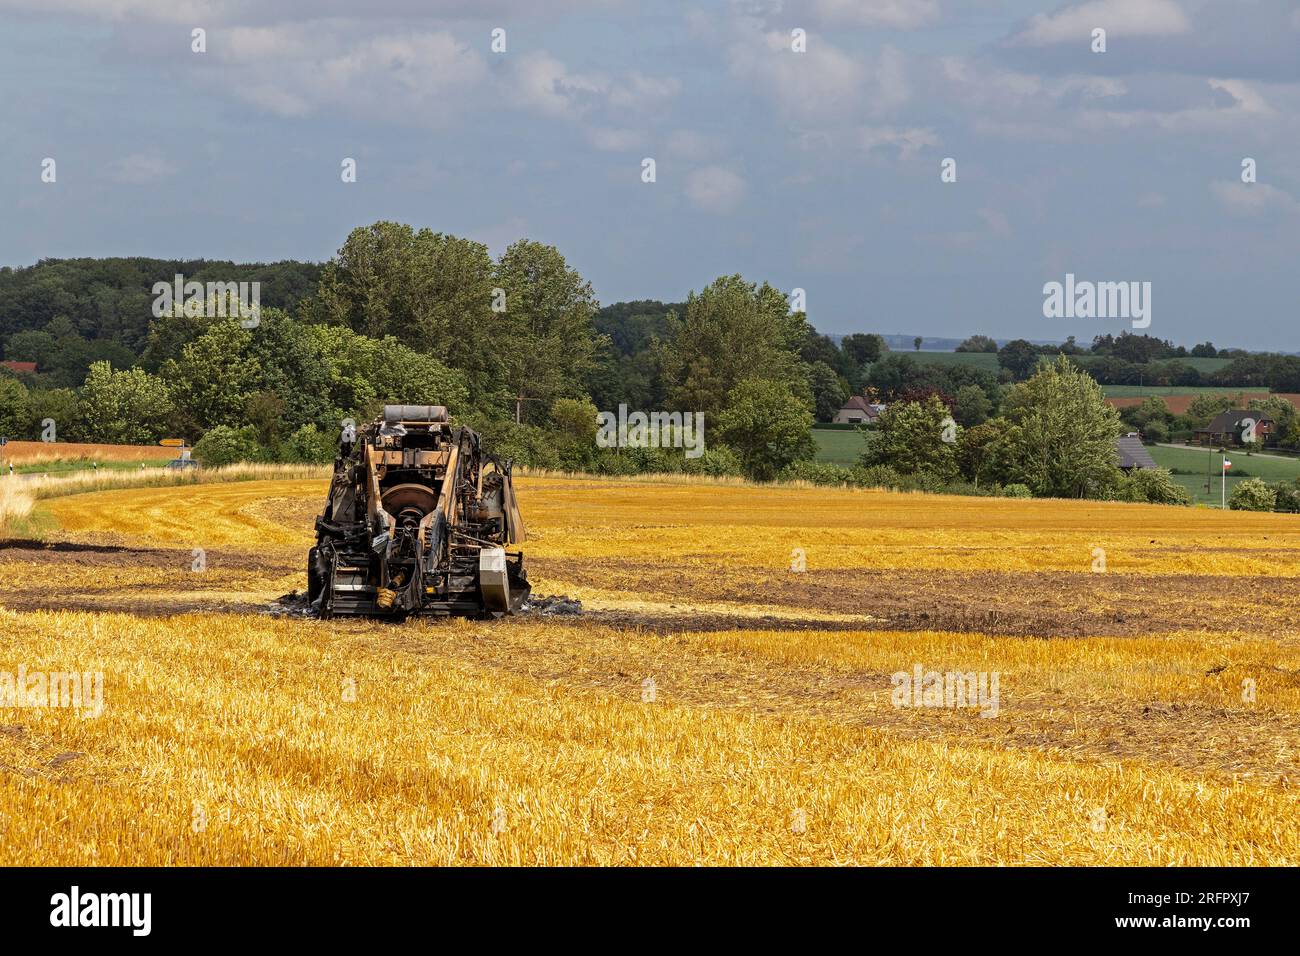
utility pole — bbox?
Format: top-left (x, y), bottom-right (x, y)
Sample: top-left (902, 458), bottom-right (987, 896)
top-left (1221, 449), bottom-right (1230, 510)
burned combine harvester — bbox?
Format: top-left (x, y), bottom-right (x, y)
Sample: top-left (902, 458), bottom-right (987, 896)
top-left (307, 405), bottom-right (528, 618)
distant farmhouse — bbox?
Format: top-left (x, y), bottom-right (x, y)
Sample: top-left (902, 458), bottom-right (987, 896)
top-left (833, 396), bottom-right (887, 425)
top-left (0, 361), bottom-right (36, 374)
top-left (1116, 433), bottom-right (1157, 471)
top-left (1193, 410), bottom-right (1277, 447)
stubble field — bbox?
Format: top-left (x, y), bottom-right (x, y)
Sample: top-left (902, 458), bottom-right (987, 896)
top-left (1, 473), bottom-right (1298, 865)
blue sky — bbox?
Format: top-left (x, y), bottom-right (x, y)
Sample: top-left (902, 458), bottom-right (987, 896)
top-left (1, 0), bottom-right (1298, 348)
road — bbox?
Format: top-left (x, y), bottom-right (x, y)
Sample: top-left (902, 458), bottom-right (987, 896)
top-left (1154, 442), bottom-right (1300, 463)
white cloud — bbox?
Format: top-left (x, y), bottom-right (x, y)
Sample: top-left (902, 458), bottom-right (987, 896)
top-left (1079, 77), bottom-right (1274, 134)
top-left (509, 55), bottom-right (679, 123)
top-left (0, 0), bottom-right (213, 21)
top-left (0, 0), bottom-right (608, 24)
top-left (935, 55), bottom-right (1295, 146)
top-left (106, 151), bottom-right (177, 183)
top-left (586, 127), bottom-right (644, 151)
top-left (728, 27), bottom-right (907, 120)
top-left (807, 0), bottom-right (939, 30)
top-left (1206, 78), bottom-right (1273, 116)
top-left (932, 207), bottom-right (1013, 247)
top-left (510, 51), bottom-right (606, 119)
top-left (685, 166), bottom-right (746, 214)
top-left (737, 30), bottom-right (868, 118)
top-left (1010, 0), bottom-right (1190, 46)
top-left (1050, 75), bottom-right (1127, 99)
top-left (857, 125), bottom-right (938, 159)
top-left (607, 72), bottom-right (681, 110)
top-left (941, 57), bottom-right (1125, 107)
top-left (212, 28), bottom-right (487, 124)
top-left (199, 27), bottom-right (678, 129)
top-left (1211, 181), bottom-right (1299, 216)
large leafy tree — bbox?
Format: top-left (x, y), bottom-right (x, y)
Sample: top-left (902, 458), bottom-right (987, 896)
top-left (810, 361), bottom-right (848, 422)
top-left (309, 222), bottom-right (502, 401)
top-left (956, 419), bottom-right (1015, 487)
top-left (864, 353), bottom-right (922, 400)
top-left (0, 376), bottom-right (30, 439)
top-left (1184, 393), bottom-right (1234, 429)
top-left (493, 240), bottom-right (600, 423)
top-left (956, 334), bottom-right (998, 353)
top-left (141, 309), bottom-right (215, 372)
top-left (668, 275), bottom-right (809, 421)
top-left (304, 324), bottom-right (467, 422)
top-left (79, 361), bottom-right (174, 444)
top-left (308, 221), bottom-right (419, 339)
top-left (997, 339), bottom-right (1041, 380)
top-left (4, 329), bottom-right (56, 364)
top-left (245, 310), bottom-right (335, 433)
top-left (364, 336), bottom-right (469, 412)
top-left (841, 332), bottom-right (885, 366)
top-left (160, 321), bottom-right (261, 438)
top-left (862, 394), bottom-right (959, 480)
top-left (952, 384), bottom-right (992, 426)
top-left (716, 378), bottom-right (815, 481)
top-left (1000, 355), bottom-right (1121, 498)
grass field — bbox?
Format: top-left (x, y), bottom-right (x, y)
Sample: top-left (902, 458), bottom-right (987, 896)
top-left (811, 426), bottom-right (1300, 505)
top-left (10, 457), bottom-right (174, 475)
top-left (1149, 443), bottom-right (1300, 505)
top-left (1, 440), bottom-right (168, 465)
top-left (910, 351), bottom-right (1000, 370)
top-left (1130, 356), bottom-right (1233, 374)
top-left (1, 473), bottom-right (1298, 865)
top-left (1079, 356), bottom-right (1233, 375)
top-left (812, 428), bottom-right (869, 466)
top-left (908, 353), bottom-right (1235, 377)
top-left (1101, 385), bottom-right (1265, 398)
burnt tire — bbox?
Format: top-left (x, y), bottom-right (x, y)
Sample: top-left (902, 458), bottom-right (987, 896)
top-left (306, 546), bottom-right (324, 604)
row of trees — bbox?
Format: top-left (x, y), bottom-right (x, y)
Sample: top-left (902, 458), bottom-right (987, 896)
top-left (1120, 393), bottom-right (1300, 447)
top-left (784, 357), bottom-right (1191, 506)
top-left (0, 229), bottom-right (1289, 503)
top-left (990, 332), bottom-right (1299, 389)
top-left (0, 225), bottom-right (825, 481)
top-left (0, 257), bottom-right (319, 364)
top-left (0, 310), bottom-right (464, 463)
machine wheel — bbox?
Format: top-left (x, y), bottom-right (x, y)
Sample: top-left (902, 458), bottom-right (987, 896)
top-left (306, 546), bottom-right (324, 604)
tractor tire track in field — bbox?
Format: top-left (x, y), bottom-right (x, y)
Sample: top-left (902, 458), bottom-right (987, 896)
top-left (382, 617), bottom-right (1300, 789)
top-left (533, 558), bottom-right (1300, 642)
top-left (4, 541), bottom-right (1300, 642)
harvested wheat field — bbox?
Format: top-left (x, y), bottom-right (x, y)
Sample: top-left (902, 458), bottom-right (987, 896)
top-left (1, 473), bottom-right (1298, 865)
top-left (1, 439), bottom-right (166, 464)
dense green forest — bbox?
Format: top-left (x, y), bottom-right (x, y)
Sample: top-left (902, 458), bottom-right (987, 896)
top-left (2, 223), bottom-right (1299, 504)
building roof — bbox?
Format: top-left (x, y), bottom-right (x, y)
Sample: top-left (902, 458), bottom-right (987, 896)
top-left (1198, 410), bottom-right (1275, 434)
top-left (1116, 434), bottom-right (1157, 470)
top-left (839, 395), bottom-right (872, 413)
top-left (0, 361), bottom-right (36, 373)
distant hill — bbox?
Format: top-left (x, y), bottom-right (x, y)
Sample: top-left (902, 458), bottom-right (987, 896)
top-left (0, 257), bottom-right (322, 357)
top-left (823, 333), bottom-right (1063, 351)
